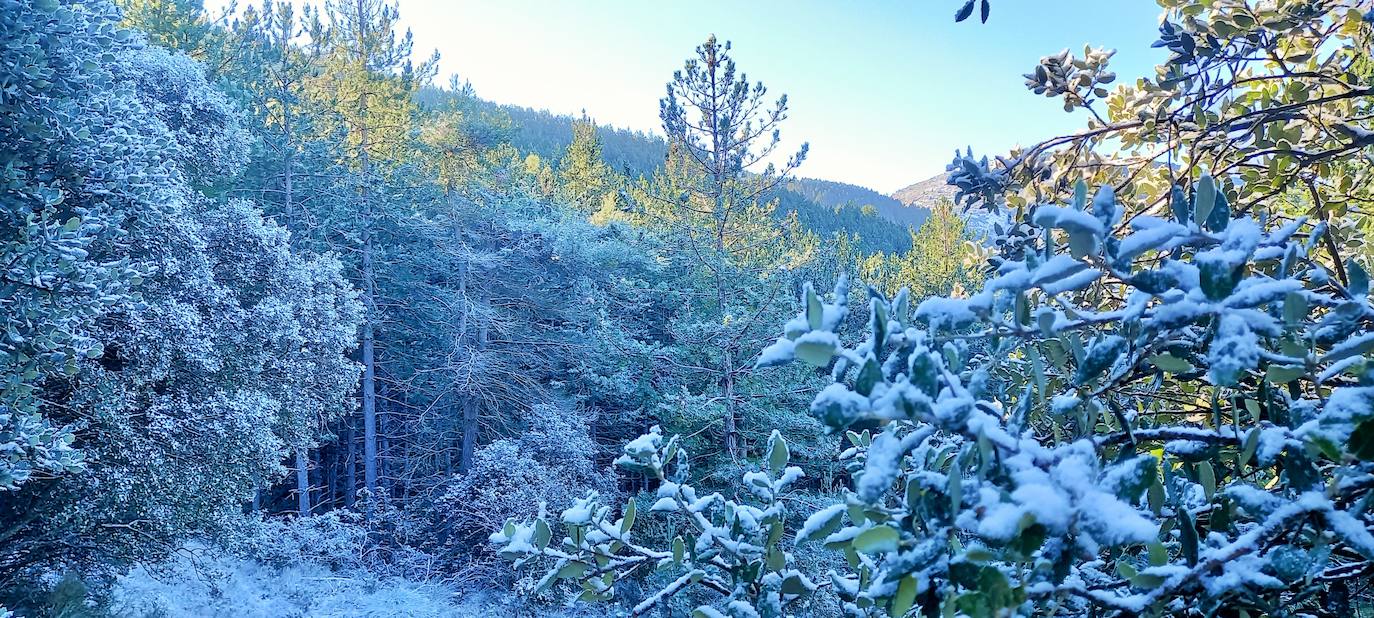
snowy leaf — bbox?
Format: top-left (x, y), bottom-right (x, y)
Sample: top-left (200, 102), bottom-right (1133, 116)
top-left (852, 525), bottom-right (899, 554)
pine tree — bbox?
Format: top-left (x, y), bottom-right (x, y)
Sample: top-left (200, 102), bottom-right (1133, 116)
top-left (652, 35), bottom-right (810, 459)
top-left (309, 0), bottom-right (435, 496)
top-left (557, 115), bottom-right (614, 211)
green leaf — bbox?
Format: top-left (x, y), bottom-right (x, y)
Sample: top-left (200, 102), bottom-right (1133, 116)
top-left (1075, 335), bottom-right (1126, 385)
top-left (1240, 428), bottom-right (1261, 466)
top-left (806, 285), bottom-right (823, 330)
top-left (1148, 540), bottom-right (1168, 566)
top-left (1197, 460), bottom-right (1216, 500)
top-left (534, 518), bottom-right (552, 549)
top-left (1149, 353), bottom-right (1193, 373)
top-left (948, 466), bottom-right (963, 514)
top-left (1147, 477), bottom-right (1164, 516)
top-left (557, 561), bottom-right (590, 580)
top-left (1067, 229), bottom-right (1098, 258)
top-left (766, 546), bottom-right (785, 572)
top-left (954, 0), bottom-right (976, 22)
top-left (673, 536), bottom-right (685, 564)
top-left (1193, 174), bottom-right (1216, 227)
top-left (890, 575), bottom-right (919, 617)
top-left (852, 526), bottom-right (900, 554)
top-left (794, 338), bottom-right (835, 367)
top-left (1264, 365), bottom-right (1304, 384)
top-left (767, 430), bottom-right (789, 475)
top-left (855, 356), bottom-right (881, 396)
top-left (1348, 259), bottom-right (1370, 297)
top-left (1350, 419), bottom-right (1374, 460)
top-left (1170, 184), bottom-right (1190, 223)
top-left (1179, 510), bottom-right (1199, 567)
top-left (621, 499), bottom-right (636, 534)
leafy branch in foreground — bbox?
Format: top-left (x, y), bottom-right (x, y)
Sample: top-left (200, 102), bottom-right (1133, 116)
top-left (490, 426), bottom-right (819, 617)
top-left (497, 174), bottom-right (1373, 616)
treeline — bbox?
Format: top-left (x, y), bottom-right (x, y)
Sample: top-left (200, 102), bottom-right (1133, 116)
top-left (0, 0), bottom-right (978, 613)
top-left (417, 86), bottom-right (928, 254)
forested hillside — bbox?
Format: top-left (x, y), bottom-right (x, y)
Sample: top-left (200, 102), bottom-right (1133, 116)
top-left (2, 1), bottom-right (1372, 617)
top-left (416, 87), bottom-right (928, 254)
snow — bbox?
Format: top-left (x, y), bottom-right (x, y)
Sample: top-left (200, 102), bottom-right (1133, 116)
top-left (1206, 314), bottom-right (1259, 386)
top-left (1324, 506), bottom-right (1374, 558)
top-left (1223, 278), bottom-right (1302, 308)
top-left (1118, 221), bottom-right (1185, 259)
top-left (1030, 255), bottom-right (1089, 287)
top-left (1034, 205), bottom-right (1106, 236)
top-left (1040, 267), bottom-right (1102, 294)
top-left (856, 431), bottom-right (905, 503)
top-left (796, 504), bottom-right (847, 543)
top-left (809, 383), bottom-right (871, 427)
top-left (914, 297), bottom-right (976, 330)
top-left (112, 544), bottom-right (595, 618)
top-left (756, 336), bottom-right (796, 367)
top-left (561, 494), bottom-right (600, 526)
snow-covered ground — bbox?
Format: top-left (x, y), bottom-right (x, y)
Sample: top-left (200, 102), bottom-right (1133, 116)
top-left (110, 549), bottom-right (595, 618)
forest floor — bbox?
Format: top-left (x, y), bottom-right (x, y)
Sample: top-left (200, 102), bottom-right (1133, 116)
top-left (106, 548), bottom-right (595, 618)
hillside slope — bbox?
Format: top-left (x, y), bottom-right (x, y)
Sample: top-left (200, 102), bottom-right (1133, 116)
top-left (891, 172), bottom-right (956, 208)
top-left (416, 88), bottom-right (926, 252)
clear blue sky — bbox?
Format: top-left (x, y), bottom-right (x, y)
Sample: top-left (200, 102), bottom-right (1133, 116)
top-left (218, 0), bottom-right (1169, 193)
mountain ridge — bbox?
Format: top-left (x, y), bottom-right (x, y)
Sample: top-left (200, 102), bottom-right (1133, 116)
top-left (891, 171), bottom-right (955, 208)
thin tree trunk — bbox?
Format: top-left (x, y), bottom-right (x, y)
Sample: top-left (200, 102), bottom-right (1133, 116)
top-left (359, 90), bottom-right (379, 495)
top-left (344, 420), bottom-right (357, 507)
top-left (459, 299), bottom-right (487, 472)
top-left (379, 380), bottom-right (390, 496)
top-left (325, 442), bottom-right (338, 510)
top-left (295, 448), bottom-right (311, 516)
top-left (459, 398), bottom-right (477, 472)
top-left (455, 260), bottom-right (476, 472)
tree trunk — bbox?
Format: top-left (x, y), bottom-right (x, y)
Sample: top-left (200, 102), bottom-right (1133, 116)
top-left (378, 380), bottom-right (390, 496)
top-left (459, 300), bottom-right (487, 472)
top-left (344, 420), bottom-right (357, 507)
top-left (324, 443), bottom-right (338, 510)
top-left (721, 350), bottom-right (740, 459)
top-left (295, 447), bottom-right (311, 516)
top-left (362, 296), bottom-right (378, 494)
top-left (359, 103), bottom-right (379, 495)
top-left (459, 397), bottom-right (477, 472)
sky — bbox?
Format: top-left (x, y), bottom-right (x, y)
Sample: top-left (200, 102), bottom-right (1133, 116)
top-left (214, 0), bottom-right (1169, 194)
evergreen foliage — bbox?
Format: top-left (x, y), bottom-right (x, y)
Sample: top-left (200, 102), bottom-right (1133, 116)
top-left (4, 0), bottom-right (1372, 616)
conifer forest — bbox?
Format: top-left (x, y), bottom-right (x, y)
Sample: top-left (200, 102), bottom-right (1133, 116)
top-left (2, 0), bottom-right (1374, 616)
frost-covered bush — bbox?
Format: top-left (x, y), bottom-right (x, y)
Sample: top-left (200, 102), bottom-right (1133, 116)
top-left (492, 2), bottom-right (1374, 616)
top-left (490, 426), bottom-right (823, 616)
top-left (0, 0), bottom-right (154, 491)
top-left (436, 404), bottom-right (617, 574)
top-left (235, 511), bottom-right (372, 571)
top-left (111, 543), bottom-right (464, 618)
top-left (497, 177), bottom-right (1374, 616)
top-left (118, 43), bottom-right (250, 186)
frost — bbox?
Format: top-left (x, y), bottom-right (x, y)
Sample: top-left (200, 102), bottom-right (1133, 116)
top-left (914, 297), bottom-right (977, 330)
top-left (797, 504), bottom-right (847, 544)
top-left (1206, 314), bottom-right (1258, 386)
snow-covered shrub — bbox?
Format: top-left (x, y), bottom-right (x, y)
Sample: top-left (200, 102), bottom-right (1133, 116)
top-left (435, 404), bottom-right (617, 576)
top-left (491, 426), bottom-right (820, 616)
top-left (235, 511), bottom-right (371, 572)
top-left (496, 177), bottom-right (1374, 616)
top-left (111, 543), bottom-right (462, 618)
top-left (110, 540), bottom-right (611, 618)
top-left (117, 43), bottom-right (250, 185)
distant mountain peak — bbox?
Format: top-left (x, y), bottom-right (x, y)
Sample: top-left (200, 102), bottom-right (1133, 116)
top-left (891, 172), bottom-right (954, 208)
